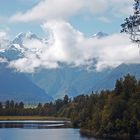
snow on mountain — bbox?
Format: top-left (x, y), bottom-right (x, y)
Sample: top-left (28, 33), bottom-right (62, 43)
top-left (12, 32), bottom-right (42, 46)
top-left (0, 31), bottom-right (108, 61)
top-left (0, 44), bottom-right (24, 60)
top-left (92, 32), bottom-right (108, 39)
top-left (0, 32), bottom-right (53, 103)
top-left (0, 32), bottom-right (43, 61)
top-left (0, 31), bottom-right (140, 100)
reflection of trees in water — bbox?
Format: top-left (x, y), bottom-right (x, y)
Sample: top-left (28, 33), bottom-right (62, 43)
top-left (0, 123), bottom-right (42, 128)
top-left (0, 123), bottom-right (24, 128)
top-left (0, 122), bottom-right (66, 129)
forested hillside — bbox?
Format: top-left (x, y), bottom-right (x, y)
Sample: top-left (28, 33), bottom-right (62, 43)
top-left (58, 74), bottom-right (140, 138)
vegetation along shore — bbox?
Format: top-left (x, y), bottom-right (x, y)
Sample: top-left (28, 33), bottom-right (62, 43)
top-left (0, 74), bottom-right (140, 139)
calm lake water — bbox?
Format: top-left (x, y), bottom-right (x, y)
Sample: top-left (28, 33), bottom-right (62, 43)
top-left (0, 121), bottom-right (98, 140)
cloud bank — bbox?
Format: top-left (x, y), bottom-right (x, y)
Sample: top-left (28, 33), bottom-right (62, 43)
top-left (0, 31), bottom-right (8, 40)
top-left (10, 0), bottom-right (133, 22)
top-left (8, 20), bottom-right (140, 73)
top-left (0, 31), bottom-right (10, 49)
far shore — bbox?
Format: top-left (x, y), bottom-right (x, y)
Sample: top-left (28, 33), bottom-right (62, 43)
top-left (0, 116), bottom-right (70, 121)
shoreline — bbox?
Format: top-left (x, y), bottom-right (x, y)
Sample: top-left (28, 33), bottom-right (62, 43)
top-left (0, 116), bottom-right (139, 139)
top-left (0, 116), bottom-right (72, 128)
top-left (80, 129), bottom-right (132, 140)
top-left (0, 116), bottom-right (70, 121)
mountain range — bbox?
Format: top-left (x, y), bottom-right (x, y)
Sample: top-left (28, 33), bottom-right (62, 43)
top-left (0, 32), bottom-right (139, 102)
top-left (0, 63), bottom-right (52, 103)
top-left (28, 63), bottom-right (140, 99)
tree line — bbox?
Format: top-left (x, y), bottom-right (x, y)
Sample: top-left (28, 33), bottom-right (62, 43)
top-left (0, 74), bottom-right (140, 138)
top-left (58, 74), bottom-right (140, 139)
top-left (0, 95), bottom-right (70, 116)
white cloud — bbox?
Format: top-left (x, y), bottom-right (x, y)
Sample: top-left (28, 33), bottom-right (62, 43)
top-left (8, 20), bottom-right (140, 73)
top-left (117, 5), bottom-right (133, 16)
top-left (98, 17), bottom-right (111, 23)
top-left (10, 0), bottom-right (85, 22)
top-left (10, 0), bottom-right (134, 22)
top-left (0, 31), bottom-right (7, 39)
top-left (0, 31), bottom-right (10, 49)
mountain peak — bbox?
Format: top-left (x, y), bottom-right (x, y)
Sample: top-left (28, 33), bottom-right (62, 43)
top-left (12, 32), bottom-right (41, 45)
top-left (15, 31), bottom-right (37, 38)
top-left (92, 32), bottom-right (108, 39)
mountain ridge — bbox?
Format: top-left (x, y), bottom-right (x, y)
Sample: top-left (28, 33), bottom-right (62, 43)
top-left (0, 31), bottom-right (139, 99)
top-left (0, 63), bottom-right (52, 103)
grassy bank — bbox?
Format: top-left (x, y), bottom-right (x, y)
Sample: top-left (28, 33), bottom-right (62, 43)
top-left (0, 116), bottom-right (70, 121)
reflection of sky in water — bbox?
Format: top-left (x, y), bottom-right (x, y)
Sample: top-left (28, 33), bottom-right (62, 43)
top-left (0, 121), bottom-right (69, 129)
top-left (0, 121), bottom-right (69, 123)
top-left (0, 128), bottom-right (96, 140)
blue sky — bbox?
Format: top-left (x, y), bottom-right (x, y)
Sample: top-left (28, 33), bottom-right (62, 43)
top-left (0, 0), bottom-right (133, 39)
top-left (0, 0), bottom-right (43, 38)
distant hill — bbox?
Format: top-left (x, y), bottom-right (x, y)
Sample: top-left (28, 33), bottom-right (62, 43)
top-left (0, 63), bottom-right (52, 103)
top-left (89, 64), bottom-right (140, 91)
top-left (28, 64), bottom-right (140, 99)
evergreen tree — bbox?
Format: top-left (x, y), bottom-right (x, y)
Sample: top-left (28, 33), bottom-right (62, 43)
top-left (63, 95), bottom-right (69, 105)
top-left (114, 78), bottom-right (123, 95)
top-left (15, 103), bottom-right (19, 109)
top-left (10, 100), bottom-right (15, 109)
top-left (19, 102), bottom-right (24, 109)
top-left (37, 103), bottom-right (42, 108)
top-left (121, 0), bottom-right (140, 45)
top-left (123, 74), bottom-right (137, 99)
top-left (5, 100), bottom-right (10, 109)
top-left (0, 102), bottom-right (3, 109)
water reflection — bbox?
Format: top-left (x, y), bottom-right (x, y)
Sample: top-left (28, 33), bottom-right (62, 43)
top-left (0, 121), bottom-right (111, 140)
top-left (0, 128), bottom-right (97, 140)
top-left (0, 121), bottom-right (68, 129)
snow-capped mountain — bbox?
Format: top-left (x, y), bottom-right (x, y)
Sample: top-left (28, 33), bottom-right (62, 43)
top-left (0, 31), bottom-right (139, 100)
top-left (0, 32), bottom-right (43, 61)
top-left (12, 32), bottom-right (42, 46)
top-left (0, 31), bottom-right (108, 61)
top-left (92, 32), bottom-right (108, 38)
top-left (0, 44), bottom-right (24, 61)
top-left (0, 32), bottom-right (53, 103)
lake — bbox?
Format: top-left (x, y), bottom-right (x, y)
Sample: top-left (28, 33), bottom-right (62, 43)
top-left (0, 121), bottom-right (98, 140)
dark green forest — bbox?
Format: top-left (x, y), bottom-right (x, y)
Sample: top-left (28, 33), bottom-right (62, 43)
top-left (0, 74), bottom-right (140, 138)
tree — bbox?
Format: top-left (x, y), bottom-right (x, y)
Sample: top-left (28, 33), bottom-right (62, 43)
top-left (19, 102), bottom-right (24, 109)
top-left (37, 103), bottom-right (42, 109)
top-left (129, 119), bottom-right (138, 139)
top-left (37, 103), bottom-right (43, 115)
top-left (15, 103), bottom-right (19, 109)
top-left (10, 100), bottom-right (15, 109)
top-left (63, 95), bottom-right (69, 105)
top-left (55, 99), bottom-right (63, 111)
top-left (123, 74), bottom-right (137, 99)
top-left (0, 102), bottom-right (3, 109)
top-left (5, 100), bottom-right (10, 109)
top-left (121, 0), bottom-right (140, 46)
top-left (114, 78), bottom-right (123, 96)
